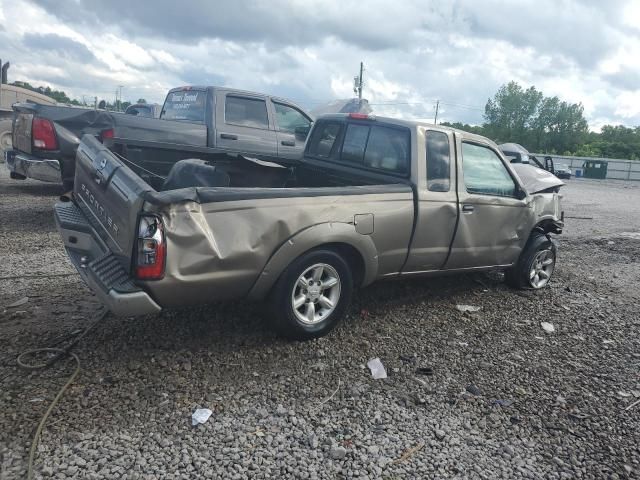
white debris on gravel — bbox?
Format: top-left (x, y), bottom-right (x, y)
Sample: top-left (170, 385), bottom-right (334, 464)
top-left (367, 357), bottom-right (387, 379)
top-left (456, 304), bottom-right (481, 313)
top-left (6, 296), bottom-right (28, 308)
top-left (191, 408), bottom-right (212, 426)
top-left (540, 322), bottom-right (555, 333)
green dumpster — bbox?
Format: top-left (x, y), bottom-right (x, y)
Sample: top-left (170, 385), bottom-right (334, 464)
top-left (582, 160), bottom-right (608, 179)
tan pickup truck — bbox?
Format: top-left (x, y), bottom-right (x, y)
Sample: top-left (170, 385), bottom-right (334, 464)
top-left (54, 113), bottom-right (564, 340)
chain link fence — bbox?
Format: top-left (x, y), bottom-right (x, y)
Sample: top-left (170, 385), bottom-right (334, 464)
top-left (533, 154), bottom-right (640, 181)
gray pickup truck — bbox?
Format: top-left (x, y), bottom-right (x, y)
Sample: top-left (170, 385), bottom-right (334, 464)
top-left (7, 86), bottom-right (313, 190)
top-left (54, 113), bottom-right (564, 340)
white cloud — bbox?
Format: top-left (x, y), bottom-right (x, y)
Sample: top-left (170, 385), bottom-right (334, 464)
top-left (0, 0), bottom-right (638, 128)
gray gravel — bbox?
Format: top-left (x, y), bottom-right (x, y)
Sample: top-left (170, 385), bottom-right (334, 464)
top-left (1, 169), bottom-right (639, 479)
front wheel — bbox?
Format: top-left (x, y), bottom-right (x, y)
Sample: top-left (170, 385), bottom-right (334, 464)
top-left (505, 233), bottom-right (557, 289)
top-left (268, 249), bottom-right (353, 340)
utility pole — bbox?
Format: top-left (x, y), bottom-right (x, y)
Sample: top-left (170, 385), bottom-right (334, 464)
top-left (434, 100), bottom-right (440, 124)
top-left (118, 85), bottom-right (124, 111)
top-left (353, 62), bottom-right (364, 100)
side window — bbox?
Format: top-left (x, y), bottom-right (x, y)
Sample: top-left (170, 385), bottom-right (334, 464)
top-left (225, 96), bottom-right (269, 129)
top-left (426, 131), bottom-right (450, 192)
top-left (462, 143), bottom-right (517, 197)
top-left (341, 124), bottom-right (369, 164)
top-left (363, 126), bottom-right (410, 173)
top-left (274, 103), bottom-right (310, 133)
top-left (306, 121), bottom-right (342, 158)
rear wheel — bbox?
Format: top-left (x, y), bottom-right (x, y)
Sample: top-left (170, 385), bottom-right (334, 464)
top-left (268, 249), bottom-right (353, 340)
top-left (0, 119), bottom-right (12, 162)
top-left (505, 233), bottom-right (556, 289)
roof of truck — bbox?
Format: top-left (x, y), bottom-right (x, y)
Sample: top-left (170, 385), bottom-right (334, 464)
top-left (316, 113), bottom-right (494, 146)
top-left (166, 85), bottom-right (309, 115)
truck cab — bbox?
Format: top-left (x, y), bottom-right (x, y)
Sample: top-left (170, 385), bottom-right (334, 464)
top-left (158, 86), bottom-right (313, 159)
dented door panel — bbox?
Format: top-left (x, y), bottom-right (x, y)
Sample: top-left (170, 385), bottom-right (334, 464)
top-left (445, 196), bottom-right (532, 269)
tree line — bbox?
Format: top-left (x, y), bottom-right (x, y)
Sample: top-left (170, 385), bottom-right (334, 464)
top-left (10, 81), bottom-right (147, 112)
top-left (441, 81), bottom-right (640, 160)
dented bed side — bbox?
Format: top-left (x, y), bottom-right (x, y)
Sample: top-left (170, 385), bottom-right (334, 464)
top-left (139, 187), bottom-right (415, 307)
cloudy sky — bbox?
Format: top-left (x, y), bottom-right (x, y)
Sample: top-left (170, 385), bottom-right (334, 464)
top-left (1, 0), bottom-right (639, 129)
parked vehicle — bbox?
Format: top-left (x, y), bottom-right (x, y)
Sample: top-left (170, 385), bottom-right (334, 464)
top-left (6, 86), bottom-right (313, 190)
top-left (499, 143), bottom-right (555, 174)
top-left (54, 113), bottom-right (564, 340)
top-left (554, 164), bottom-right (572, 179)
top-left (0, 60), bottom-right (57, 160)
top-left (124, 103), bottom-right (161, 118)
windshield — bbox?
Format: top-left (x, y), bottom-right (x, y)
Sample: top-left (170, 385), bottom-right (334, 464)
top-left (161, 90), bottom-right (206, 122)
top-left (125, 105), bottom-right (153, 117)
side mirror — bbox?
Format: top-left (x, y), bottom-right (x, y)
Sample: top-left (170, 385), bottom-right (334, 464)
top-left (516, 187), bottom-right (527, 200)
top-left (294, 124), bottom-right (311, 138)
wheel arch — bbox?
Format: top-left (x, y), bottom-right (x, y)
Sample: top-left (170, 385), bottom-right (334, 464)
top-left (247, 222), bottom-right (378, 301)
top-left (531, 216), bottom-right (563, 236)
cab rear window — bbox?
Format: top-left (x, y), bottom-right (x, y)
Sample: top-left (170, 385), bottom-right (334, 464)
top-left (307, 120), bottom-right (410, 175)
top-left (161, 90), bottom-right (206, 122)
top-left (306, 121), bottom-right (343, 158)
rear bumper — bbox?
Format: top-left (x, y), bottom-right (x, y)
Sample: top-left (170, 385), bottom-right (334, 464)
top-left (5, 149), bottom-right (62, 183)
top-left (54, 202), bottom-right (161, 316)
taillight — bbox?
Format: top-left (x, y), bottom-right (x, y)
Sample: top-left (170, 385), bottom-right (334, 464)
top-left (100, 128), bottom-right (114, 142)
top-left (135, 215), bottom-right (166, 280)
top-left (32, 118), bottom-right (58, 150)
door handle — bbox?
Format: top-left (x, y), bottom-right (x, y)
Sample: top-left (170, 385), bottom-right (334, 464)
top-left (281, 140), bottom-right (295, 146)
top-left (220, 133), bottom-right (238, 140)
top-left (462, 204), bottom-right (475, 213)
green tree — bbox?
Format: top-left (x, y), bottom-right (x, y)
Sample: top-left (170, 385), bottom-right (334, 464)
top-left (439, 121), bottom-right (485, 136)
top-left (483, 81), bottom-right (589, 155)
top-left (483, 82), bottom-right (542, 146)
top-left (136, 98), bottom-right (147, 104)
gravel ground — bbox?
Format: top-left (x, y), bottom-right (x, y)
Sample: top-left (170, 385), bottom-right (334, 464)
top-left (1, 169), bottom-right (639, 479)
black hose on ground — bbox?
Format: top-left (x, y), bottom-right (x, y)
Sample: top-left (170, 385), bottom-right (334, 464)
top-left (16, 308), bottom-right (109, 480)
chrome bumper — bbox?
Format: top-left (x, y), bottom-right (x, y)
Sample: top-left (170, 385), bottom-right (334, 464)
top-left (5, 149), bottom-right (62, 183)
top-left (54, 202), bottom-right (161, 317)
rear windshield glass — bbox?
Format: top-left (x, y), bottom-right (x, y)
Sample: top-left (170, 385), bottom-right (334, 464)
top-left (126, 105), bottom-right (153, 117)
top-left (341, 124), bottom-right (369, 163)
top-left (363, 125), bottom-right (410, 173)
top-left (306, 121), bottom-right (343, 158)
top-left (161, 90), bottom-right (206, 122)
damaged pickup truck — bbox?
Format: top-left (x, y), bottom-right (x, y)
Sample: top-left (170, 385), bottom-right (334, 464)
top-left (54, 113), bottom-right (564, 340)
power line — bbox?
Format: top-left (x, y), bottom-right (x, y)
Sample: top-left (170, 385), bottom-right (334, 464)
top-left (367, 101), bottom-right (485, 112)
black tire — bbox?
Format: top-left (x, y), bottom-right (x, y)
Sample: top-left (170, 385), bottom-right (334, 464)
top-left (268, 249), bottom-right (353, 341)
top-left (0, 118), bottom-right (12, 162)
top-left (505, 233), bottom-right (557, 289)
